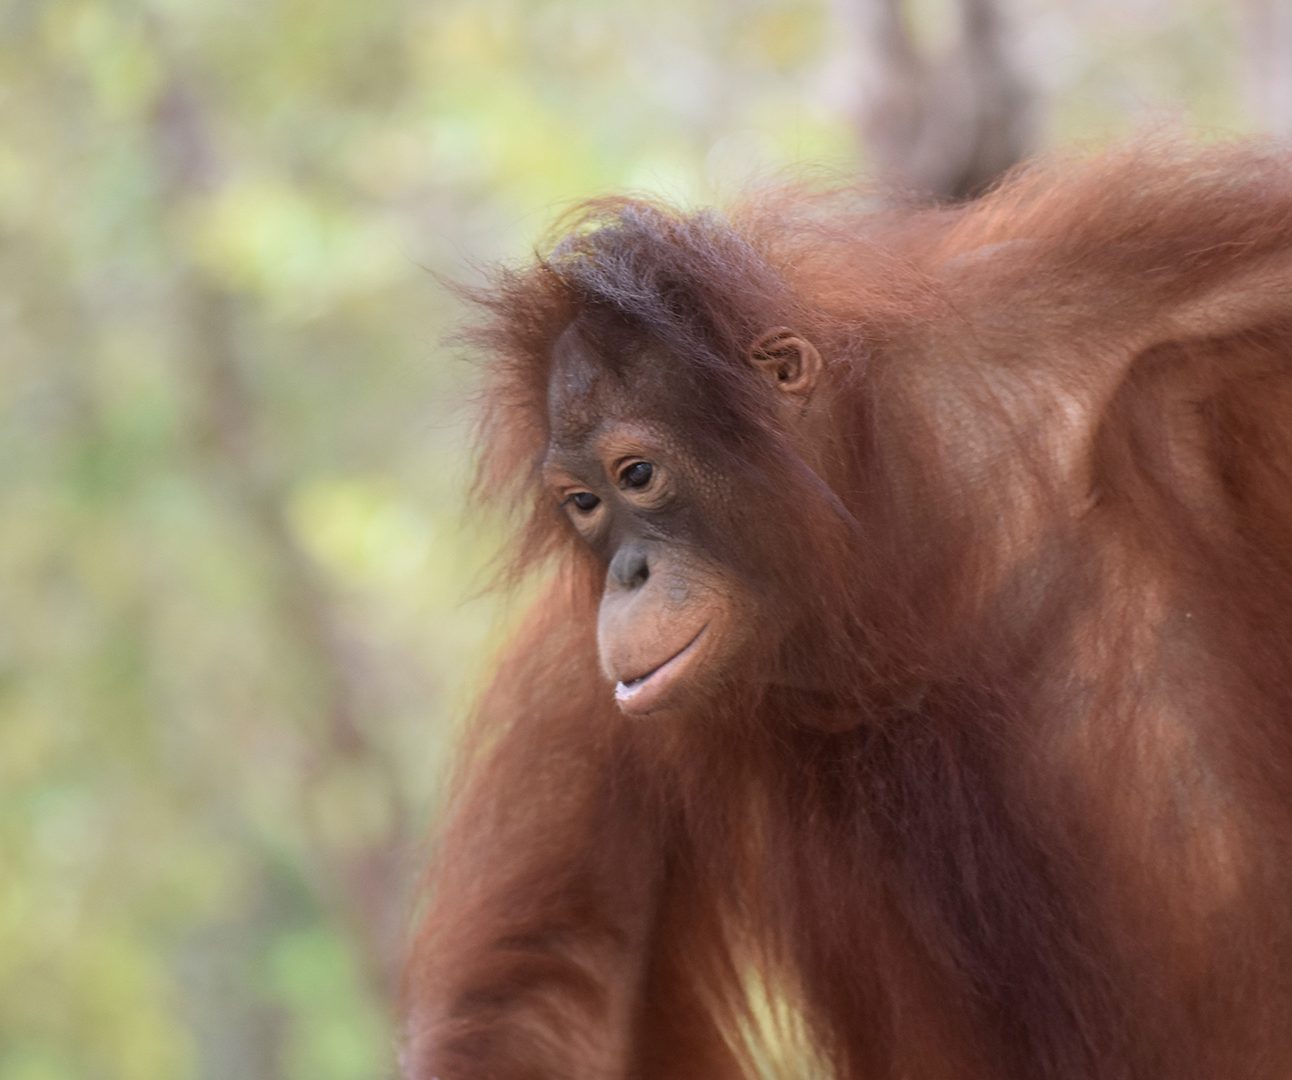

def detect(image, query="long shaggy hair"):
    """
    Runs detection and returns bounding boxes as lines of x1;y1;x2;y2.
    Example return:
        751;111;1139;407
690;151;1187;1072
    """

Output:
406;141;1292;1080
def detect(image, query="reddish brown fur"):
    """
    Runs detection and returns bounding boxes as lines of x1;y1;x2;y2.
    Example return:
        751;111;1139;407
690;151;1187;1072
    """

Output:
404;142;1292;1079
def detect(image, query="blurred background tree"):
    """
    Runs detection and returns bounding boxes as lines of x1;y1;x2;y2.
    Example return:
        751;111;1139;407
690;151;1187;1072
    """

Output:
0;0;1277;1076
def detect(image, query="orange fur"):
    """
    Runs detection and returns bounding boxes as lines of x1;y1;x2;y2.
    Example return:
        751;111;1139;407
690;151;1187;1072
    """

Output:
404;142;1292;1079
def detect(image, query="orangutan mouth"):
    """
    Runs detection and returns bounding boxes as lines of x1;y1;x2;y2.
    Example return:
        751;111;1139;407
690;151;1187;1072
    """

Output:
614;626;709;713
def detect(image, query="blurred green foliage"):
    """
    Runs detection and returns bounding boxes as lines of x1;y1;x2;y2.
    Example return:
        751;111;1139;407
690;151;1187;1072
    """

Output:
0;0;1251;1076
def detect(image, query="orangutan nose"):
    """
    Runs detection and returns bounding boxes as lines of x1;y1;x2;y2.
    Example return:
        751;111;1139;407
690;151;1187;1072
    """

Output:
609;545;650;591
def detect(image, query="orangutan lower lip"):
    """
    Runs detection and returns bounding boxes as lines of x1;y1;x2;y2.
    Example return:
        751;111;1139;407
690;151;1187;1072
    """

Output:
614;626;708;713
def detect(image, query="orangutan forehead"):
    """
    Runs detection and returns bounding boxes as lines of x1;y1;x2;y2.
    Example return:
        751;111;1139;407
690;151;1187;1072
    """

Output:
547;326;606;417
545;322;683;448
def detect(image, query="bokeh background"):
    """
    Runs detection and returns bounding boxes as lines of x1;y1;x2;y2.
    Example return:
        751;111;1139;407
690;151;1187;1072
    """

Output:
2;1;1287;1076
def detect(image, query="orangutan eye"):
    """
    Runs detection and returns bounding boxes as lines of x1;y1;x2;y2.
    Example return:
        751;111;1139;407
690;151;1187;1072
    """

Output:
568;491;601;512
620;461;654;489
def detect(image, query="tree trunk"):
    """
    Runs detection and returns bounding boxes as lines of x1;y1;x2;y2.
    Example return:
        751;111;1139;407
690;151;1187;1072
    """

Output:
831;0;1038;200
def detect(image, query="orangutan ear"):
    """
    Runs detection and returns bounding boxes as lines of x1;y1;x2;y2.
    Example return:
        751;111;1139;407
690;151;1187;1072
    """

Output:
748;328;822;399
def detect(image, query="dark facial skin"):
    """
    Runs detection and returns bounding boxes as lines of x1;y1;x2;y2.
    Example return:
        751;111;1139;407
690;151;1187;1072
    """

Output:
542;321;823;715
